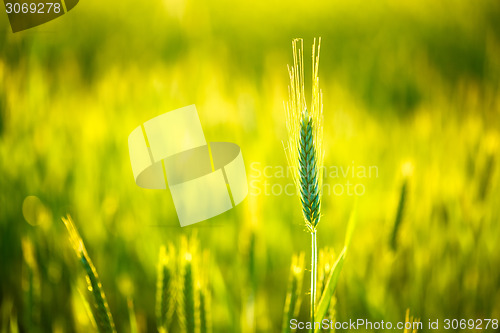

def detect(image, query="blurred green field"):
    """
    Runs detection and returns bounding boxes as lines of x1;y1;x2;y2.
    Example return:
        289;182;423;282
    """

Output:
1;0;500;332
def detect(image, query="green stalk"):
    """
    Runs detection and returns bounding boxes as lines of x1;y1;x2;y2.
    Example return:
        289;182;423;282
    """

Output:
391;180;407;250
128;298;139;333
310;230;317;327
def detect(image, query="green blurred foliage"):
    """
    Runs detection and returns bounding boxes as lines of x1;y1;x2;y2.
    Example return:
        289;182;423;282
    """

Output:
1;0;499;331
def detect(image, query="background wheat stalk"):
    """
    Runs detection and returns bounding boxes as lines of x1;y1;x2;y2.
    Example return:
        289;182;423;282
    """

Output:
156;245;176;333
285;37;324;326
62;215;116;333
282;252;305;333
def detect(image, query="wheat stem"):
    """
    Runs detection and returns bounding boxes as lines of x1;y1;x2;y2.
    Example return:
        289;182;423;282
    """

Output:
128;298;139;333
310;230;317;325
391;180;407;250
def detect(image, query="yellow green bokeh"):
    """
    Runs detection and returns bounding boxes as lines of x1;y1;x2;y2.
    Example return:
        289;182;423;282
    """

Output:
0;0;499;331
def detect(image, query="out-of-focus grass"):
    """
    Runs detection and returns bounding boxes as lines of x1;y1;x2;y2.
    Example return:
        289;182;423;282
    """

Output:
0;0;499;331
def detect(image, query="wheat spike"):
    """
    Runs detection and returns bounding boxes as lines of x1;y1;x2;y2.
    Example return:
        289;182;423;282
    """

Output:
183;253;196;333
178;235;198;333
299;112;321;229
285;37;324;232
62;215;116;333
156;245;175;333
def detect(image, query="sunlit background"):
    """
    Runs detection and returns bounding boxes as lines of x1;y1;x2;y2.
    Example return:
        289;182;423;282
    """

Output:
1;0;499;332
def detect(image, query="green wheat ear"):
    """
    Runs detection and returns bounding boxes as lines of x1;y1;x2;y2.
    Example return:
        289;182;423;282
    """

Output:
62;215;116;333
182;253;196;333
198;283;212;333
285;38;324;232
156;245;176;333
299;111;321;229
178;236;198;333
